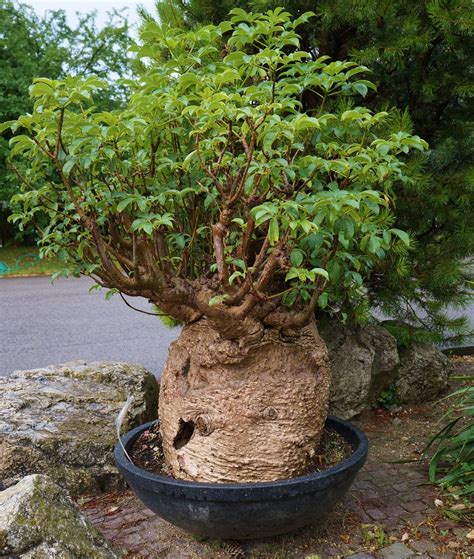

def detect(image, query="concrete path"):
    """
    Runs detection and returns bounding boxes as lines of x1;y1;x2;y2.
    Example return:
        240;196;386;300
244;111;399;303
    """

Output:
0;276;179;377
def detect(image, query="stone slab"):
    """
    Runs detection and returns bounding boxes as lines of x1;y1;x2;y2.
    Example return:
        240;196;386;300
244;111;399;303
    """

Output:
0;361;159;494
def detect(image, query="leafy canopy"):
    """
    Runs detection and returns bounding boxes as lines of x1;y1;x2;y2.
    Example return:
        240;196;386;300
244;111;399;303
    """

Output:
4;9;427;332
158;0;474;342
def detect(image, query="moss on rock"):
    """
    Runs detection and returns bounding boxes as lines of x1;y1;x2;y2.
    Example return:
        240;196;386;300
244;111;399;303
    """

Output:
0;474;120;558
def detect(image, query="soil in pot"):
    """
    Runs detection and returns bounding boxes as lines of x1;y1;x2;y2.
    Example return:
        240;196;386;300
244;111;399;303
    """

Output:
130;421;352;480
115;417;368;539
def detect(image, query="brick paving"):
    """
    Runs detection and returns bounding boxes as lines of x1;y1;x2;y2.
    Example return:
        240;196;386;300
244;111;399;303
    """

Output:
79;450;473;558
79;364;474;558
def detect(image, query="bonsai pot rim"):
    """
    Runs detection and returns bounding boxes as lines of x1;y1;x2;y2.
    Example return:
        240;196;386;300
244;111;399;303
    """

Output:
115;415;368;500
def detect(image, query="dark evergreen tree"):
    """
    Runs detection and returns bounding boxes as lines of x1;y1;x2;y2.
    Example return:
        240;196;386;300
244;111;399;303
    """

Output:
151;0;474;343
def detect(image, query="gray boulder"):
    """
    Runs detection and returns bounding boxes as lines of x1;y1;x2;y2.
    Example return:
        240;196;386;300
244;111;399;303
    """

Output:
0;361;158;494
360;324;401;401
395;343;451;403
0;474;119;558
320;321;399;419
320;318;452;418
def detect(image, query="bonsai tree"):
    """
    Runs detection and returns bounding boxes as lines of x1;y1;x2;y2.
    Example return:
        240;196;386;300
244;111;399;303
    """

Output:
157;0;474;344
3;9;426;483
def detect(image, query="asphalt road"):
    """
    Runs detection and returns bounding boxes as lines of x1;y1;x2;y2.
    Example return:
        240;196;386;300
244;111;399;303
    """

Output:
0;276;179;377
1;276;472;378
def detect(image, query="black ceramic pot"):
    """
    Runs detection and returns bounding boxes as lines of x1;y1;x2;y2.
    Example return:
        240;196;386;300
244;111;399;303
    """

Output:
114;416;368;540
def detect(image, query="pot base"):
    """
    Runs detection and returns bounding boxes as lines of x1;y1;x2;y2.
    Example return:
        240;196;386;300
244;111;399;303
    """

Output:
114;416;368;540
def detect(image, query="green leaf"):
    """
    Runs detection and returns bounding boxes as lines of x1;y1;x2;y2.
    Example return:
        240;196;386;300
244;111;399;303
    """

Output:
182;150;197;169
353;82;368;97
228;270;245;284
63;159;76;177
29;81;54;98
105;288;119;300
318;292;328;308
0;120;16;134
285;267;301;281
368;236;381;253
268;218;279;245
117;198;133;212
300;219;313;234
142;222;153;235
390;228;410;246
208;294;229;306
290;249;304;267
311;268;329;281
9;135;34;156
232;258;246;270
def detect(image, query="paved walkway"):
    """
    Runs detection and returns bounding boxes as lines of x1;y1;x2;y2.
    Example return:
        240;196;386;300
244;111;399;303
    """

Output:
79;458;472;558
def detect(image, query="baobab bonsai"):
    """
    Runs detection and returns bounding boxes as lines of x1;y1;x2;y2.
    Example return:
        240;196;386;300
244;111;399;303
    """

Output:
4;9;426;484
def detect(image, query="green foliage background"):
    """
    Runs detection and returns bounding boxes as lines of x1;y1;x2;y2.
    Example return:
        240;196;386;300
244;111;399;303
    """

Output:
152;0;474;342
0;0;133;219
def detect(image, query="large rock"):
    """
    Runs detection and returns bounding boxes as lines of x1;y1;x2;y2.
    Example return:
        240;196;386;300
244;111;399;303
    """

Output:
0;361;158;494
360;325;401;401
395;343;451;403
320;319;453;418
0;474;119;558
320;321;399;419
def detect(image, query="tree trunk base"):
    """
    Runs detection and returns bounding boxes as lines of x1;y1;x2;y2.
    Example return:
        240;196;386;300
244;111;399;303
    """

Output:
159;319;330;483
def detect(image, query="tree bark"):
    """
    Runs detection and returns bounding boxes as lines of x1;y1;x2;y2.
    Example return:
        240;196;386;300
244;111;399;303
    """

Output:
159;318;330;483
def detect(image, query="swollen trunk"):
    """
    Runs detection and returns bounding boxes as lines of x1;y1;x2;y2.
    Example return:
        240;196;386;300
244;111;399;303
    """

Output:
159;318;330;483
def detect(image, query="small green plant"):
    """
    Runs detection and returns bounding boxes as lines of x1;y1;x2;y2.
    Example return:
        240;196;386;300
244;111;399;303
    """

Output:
422;375;474;497
361;524;388;548
373;382;400;410
152;305;183;329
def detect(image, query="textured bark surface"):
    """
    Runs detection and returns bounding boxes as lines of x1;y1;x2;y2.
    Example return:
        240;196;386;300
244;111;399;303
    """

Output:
159;318;330;483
